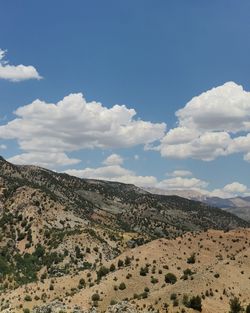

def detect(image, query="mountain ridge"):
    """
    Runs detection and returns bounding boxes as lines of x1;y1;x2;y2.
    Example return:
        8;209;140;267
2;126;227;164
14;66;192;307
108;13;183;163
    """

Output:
0;156;248;238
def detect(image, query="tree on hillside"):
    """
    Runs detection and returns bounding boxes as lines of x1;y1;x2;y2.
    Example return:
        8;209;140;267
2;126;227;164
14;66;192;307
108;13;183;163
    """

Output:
229;297;243;313
245;304;250;313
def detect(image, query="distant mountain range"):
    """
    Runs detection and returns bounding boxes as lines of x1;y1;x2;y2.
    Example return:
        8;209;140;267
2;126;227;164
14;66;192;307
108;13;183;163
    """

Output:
144;187;250;222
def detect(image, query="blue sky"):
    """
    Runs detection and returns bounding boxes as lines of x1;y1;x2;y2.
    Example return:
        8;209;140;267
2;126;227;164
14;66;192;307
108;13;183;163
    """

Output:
0;0;250;198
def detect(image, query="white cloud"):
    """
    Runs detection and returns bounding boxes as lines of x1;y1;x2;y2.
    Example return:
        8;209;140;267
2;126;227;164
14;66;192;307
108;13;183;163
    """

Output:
176;82;250;132
1;93;165;167
223;182;247;194
209;182;248;198
65;164;157;188
8;152;80;168
243;152;250;162
168;170;192;177
103;154;123;166
0;49;42;82
156;177;208;191
0;144;6;150
157;82;250;162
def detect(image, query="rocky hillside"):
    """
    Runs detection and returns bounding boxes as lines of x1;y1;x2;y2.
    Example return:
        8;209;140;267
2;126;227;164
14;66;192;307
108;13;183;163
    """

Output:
0;156;249;312
0;156;248;239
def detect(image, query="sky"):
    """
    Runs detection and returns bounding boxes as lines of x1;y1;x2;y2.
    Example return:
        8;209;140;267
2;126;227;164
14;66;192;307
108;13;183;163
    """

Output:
1;0;250;198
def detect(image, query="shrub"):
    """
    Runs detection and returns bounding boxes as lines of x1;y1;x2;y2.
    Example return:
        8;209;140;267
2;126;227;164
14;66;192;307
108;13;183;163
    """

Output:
151;277;158;284
170;293;177;300
141;291;148;299
110;263;116;272
140;266;149;276
125;256;131;266
97;266;109;280
187;253;196;264
91;293;100;301
24;295;32;301
49;284;54;290
165;273;177;284
119;282;126;290
246;304;250;313
118;259;124;267
188;295;202;311
229;297;243;313
182;294;189;307
78;278;85;289
183;268;193;276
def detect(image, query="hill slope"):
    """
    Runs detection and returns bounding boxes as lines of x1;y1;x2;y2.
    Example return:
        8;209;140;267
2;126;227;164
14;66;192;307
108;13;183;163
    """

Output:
0;156;248;239
0;156;249;312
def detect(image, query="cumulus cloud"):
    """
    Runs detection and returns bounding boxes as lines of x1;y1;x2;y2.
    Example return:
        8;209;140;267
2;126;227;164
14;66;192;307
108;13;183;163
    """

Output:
168;170;192;177
209;182;248;198
103;154;124;166
156;177;208;191
8;152;80;168
157;82;250;162
223;182;247;193
0;49;42;82
1;93;166;167
65;164;157;188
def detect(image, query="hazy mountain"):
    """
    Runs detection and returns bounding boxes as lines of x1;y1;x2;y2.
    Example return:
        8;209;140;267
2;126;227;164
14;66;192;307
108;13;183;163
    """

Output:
145;187;250;222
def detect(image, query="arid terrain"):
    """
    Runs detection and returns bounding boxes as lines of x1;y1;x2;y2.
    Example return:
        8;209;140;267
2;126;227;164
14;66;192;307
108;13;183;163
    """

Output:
0;157;249;313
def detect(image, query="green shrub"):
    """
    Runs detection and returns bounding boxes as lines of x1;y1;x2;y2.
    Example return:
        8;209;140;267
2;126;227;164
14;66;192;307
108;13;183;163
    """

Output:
170;293;177;300
229;297;243;313
186;295;202;312
24;295;32;301
141;291;148;299
140;266;149;276
118;259;124;267
97;266;109;280
187;253;196;264
78;278;85;289
125;256;131;266
165;273;177;284
119;282;126;290
183;268;193;276
91;293;100;301
151;277;158;284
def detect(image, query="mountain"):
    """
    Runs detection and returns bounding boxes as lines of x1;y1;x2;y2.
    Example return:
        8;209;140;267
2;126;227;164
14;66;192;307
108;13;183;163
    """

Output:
206;196;250;222
145;187;250;222
0;156;249;312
